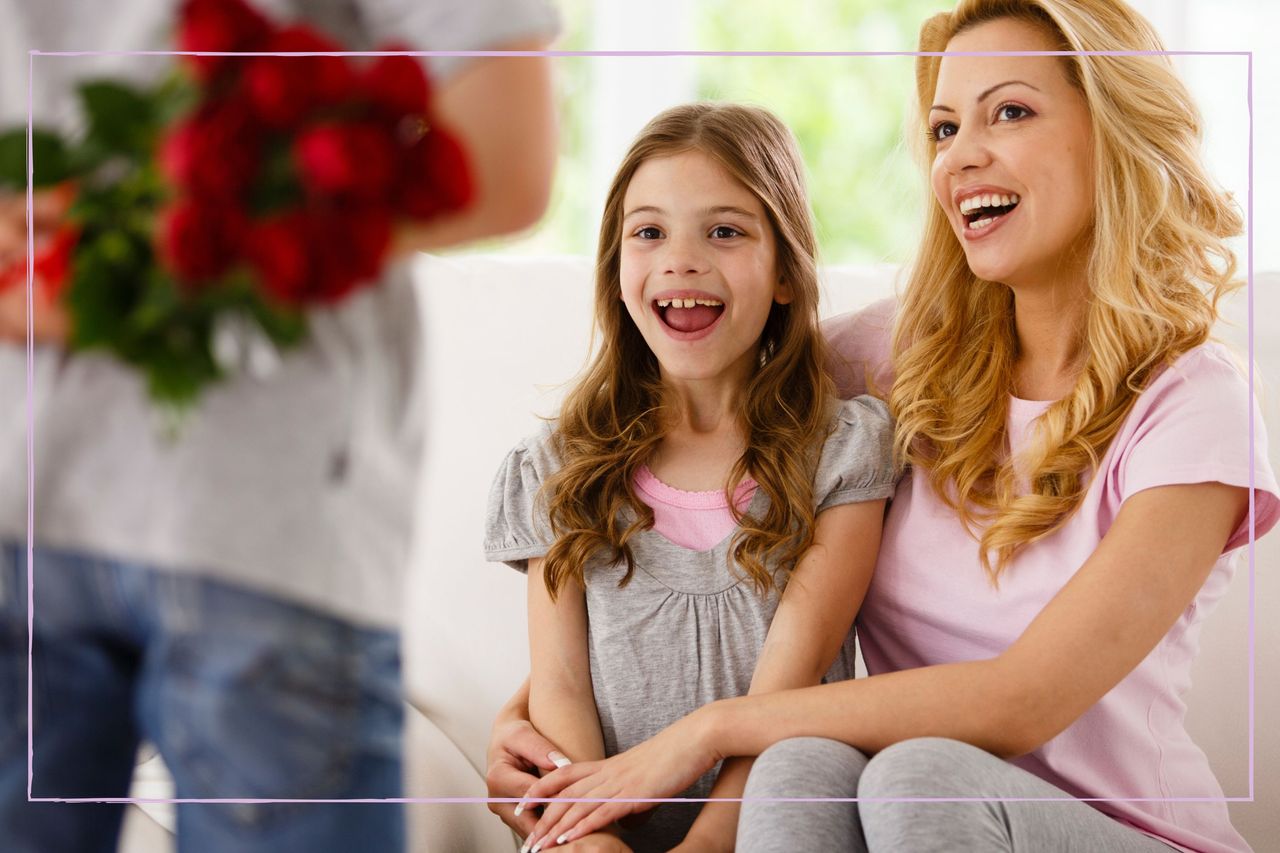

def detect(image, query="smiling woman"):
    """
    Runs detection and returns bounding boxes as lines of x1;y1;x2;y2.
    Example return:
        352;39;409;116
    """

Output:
926;23;1095;296
505;2;1280;852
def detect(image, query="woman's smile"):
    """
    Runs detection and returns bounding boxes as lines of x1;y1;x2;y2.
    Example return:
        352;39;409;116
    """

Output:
929;17;1095;290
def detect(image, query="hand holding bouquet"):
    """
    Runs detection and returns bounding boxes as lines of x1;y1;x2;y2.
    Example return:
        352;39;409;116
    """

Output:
0;0;473;412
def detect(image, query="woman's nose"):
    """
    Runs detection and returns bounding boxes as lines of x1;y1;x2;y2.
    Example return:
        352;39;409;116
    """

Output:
938;126;993;176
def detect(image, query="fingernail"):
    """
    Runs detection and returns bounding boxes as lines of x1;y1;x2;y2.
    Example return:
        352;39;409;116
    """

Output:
549;751;571;768
556;832;570;844
530;842;543;853
519;841;531;853
514;802;524;817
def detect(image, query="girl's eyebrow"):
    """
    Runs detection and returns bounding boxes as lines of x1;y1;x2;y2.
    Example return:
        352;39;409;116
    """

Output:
930;79;1042;113
623;205;759;221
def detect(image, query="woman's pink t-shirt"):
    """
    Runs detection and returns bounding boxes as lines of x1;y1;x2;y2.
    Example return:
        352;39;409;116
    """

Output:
824;298;1280;853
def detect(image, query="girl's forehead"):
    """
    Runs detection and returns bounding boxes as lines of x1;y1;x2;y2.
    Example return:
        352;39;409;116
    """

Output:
624;150;761;212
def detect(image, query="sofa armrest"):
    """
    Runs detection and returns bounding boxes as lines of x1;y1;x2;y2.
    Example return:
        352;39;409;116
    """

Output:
406;702;521;853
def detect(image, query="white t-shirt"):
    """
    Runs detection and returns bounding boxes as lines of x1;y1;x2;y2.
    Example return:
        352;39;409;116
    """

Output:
0;0;559;630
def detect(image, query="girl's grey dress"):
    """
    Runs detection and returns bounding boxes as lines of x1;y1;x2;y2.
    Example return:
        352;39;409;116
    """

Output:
484;397;898;852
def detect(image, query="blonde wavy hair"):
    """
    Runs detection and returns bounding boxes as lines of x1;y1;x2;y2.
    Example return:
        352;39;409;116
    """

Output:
540;102;834;600
892;0;1242;581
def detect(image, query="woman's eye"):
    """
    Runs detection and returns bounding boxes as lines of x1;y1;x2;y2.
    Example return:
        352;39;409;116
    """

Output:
710;225;742;239
635;226;663;240
929;122;957;142
996;103;1030;122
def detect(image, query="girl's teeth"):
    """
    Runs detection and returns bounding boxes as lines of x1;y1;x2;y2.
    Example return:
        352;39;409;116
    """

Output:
968;216;995;230
656;298;723;308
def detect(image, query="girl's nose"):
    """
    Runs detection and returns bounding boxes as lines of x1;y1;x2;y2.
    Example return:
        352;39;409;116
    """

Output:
661;233;710;277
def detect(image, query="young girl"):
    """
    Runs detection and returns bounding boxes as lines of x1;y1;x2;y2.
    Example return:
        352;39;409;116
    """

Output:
483;103;897;853
511;2;1280;852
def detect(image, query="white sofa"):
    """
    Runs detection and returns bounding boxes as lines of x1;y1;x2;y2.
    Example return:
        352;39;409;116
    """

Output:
123;254;1280;851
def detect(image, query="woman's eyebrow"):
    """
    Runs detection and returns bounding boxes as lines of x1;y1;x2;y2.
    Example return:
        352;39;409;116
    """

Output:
930;79;1042;113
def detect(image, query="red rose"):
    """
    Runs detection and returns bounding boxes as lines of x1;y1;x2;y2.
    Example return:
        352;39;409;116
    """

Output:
245;213;312;304
178;0;272;83
159;99;261;200
308;209;391;303
294;122;398;199
362;51;432;118
397;127;473;218
243;27;357;127
32;226;80;301
158;200;244;286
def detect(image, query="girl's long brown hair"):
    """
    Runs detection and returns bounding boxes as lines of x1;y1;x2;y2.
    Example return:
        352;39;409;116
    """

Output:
540;102;834;600
892;0;1242;581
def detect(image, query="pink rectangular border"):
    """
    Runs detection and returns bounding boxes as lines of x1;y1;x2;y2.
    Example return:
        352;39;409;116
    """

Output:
23;47;1258;807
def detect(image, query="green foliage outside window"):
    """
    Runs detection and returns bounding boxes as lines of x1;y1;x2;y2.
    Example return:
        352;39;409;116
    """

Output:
695;0;951;264
491;0;951;266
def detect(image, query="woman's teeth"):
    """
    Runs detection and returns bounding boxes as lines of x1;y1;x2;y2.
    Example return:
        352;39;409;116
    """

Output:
655;297;723;308
960;192;1020;231
959;192;1020;214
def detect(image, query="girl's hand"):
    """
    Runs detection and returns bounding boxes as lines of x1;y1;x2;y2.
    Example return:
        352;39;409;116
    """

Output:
668;840;731;853
556;832;634;852
519;709;721;851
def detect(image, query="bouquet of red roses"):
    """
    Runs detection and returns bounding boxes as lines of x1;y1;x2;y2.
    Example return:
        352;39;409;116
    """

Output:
0;0;471;411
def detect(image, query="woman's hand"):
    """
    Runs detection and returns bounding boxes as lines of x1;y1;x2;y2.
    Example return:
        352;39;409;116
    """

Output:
518;708;721;851
486;713;570;839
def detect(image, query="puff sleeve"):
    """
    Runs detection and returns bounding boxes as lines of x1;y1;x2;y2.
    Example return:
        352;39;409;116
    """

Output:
482;422;561;572
813;396;901;513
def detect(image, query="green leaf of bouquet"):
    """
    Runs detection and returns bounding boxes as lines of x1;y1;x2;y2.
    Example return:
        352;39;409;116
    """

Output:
248;298;307;346
152;72;201;126
65;231;146;348
141;319;221;407
247;138;303;215
130;269;182;333
0;128;73;189
78;81;158;157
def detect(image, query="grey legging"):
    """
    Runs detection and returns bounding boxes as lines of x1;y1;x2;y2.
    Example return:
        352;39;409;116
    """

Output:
736;737;1176;852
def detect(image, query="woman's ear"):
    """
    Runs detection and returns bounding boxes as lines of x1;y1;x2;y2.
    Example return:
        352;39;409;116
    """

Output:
774;279;794;305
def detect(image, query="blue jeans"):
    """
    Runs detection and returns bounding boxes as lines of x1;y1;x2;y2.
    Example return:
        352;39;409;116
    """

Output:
0;541;405;853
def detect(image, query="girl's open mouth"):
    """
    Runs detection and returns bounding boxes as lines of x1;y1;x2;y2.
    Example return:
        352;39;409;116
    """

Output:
655;297;725;334
960;192;1020;232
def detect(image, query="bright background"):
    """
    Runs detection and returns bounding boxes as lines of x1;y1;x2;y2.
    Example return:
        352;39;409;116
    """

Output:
475;0;1274;277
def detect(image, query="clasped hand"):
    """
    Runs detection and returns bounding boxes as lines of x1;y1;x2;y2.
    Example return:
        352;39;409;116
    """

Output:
517;713;720;851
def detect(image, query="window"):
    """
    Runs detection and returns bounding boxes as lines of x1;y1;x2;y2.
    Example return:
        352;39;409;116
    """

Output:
490;0;1269;272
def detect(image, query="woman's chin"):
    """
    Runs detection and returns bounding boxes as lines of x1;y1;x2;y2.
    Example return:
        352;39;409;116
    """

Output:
960;253;1016;286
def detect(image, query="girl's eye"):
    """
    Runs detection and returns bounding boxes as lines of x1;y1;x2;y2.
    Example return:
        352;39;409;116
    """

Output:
634;226;663;240
710;225;742;239
929;121;957;143
996;103;1031;122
